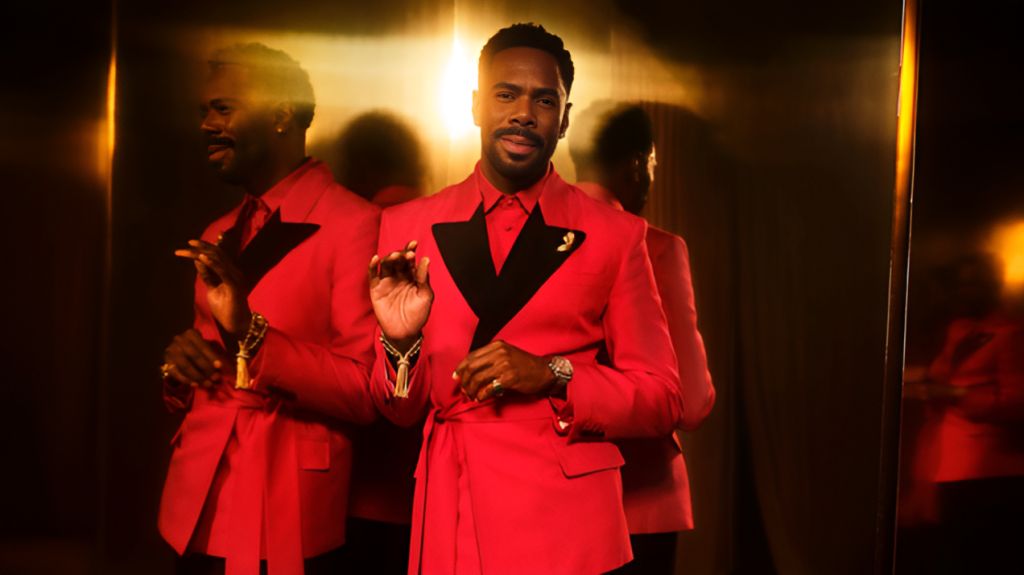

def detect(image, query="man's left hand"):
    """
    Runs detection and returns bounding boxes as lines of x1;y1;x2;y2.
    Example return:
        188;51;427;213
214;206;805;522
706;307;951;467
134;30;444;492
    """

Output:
175;239;251;338
454;341;557;402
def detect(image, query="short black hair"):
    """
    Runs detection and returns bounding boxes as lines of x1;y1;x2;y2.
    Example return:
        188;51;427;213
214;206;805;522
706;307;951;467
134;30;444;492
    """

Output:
569;101;653;171
478;23;575;96
209;42;316;130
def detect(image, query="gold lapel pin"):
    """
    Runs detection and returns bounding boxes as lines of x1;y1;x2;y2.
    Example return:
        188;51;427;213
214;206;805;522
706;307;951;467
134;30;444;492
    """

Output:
557;231;575;252
216;233;224;247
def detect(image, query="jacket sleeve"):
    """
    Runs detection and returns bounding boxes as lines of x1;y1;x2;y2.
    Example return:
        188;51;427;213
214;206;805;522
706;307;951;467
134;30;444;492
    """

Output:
244;207;381;425
558;218;684;441
651;232;715;431
366;210;434;426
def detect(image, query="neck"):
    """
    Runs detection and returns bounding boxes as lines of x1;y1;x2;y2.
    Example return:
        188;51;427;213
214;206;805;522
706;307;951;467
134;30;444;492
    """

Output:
480;159;546;195
244;144;307;197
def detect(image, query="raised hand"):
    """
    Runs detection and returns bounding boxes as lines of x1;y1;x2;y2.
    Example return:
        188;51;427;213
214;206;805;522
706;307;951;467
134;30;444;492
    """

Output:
175;240;251;337
163;328;230;388
368;241;433;353
454;341;557;402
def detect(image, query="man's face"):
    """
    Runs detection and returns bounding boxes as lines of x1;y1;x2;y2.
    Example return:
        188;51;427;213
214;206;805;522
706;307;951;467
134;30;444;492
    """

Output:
473;47;571;187
200;64;275;185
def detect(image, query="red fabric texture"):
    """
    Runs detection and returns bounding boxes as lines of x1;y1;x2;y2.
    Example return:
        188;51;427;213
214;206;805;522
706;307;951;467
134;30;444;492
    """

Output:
926;312;1024;483
371;164;684;574
576;181;715;533
158;160;381;575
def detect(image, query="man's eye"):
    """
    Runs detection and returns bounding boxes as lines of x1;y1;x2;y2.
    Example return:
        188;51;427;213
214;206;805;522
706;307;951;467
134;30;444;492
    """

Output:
217;106;231;114
538;98;554;106
497;93;514;100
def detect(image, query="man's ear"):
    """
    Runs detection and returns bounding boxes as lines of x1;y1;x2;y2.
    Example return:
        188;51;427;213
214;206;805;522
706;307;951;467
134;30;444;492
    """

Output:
273;102;296;133
558;102;572;139
471;90;480;127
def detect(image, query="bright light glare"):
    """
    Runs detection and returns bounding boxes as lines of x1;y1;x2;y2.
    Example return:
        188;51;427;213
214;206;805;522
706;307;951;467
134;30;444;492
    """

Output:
439;36;477;139
991;220;1024;287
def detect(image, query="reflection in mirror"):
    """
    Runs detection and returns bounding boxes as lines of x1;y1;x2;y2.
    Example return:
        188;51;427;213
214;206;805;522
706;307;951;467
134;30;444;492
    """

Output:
895;1;1024;573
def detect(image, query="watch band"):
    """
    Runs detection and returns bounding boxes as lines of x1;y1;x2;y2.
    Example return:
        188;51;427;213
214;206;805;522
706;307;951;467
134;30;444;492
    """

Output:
548;355;573;390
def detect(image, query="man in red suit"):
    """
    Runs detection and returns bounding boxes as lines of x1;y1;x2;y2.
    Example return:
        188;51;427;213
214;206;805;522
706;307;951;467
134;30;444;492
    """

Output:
569;102;715;574
157;43;380;575
367;24;684;574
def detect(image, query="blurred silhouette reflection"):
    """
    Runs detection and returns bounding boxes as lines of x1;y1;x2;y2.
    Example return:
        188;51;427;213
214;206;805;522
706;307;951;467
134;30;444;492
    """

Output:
901;253;1024;573
570;100;715;575
332;110;427;208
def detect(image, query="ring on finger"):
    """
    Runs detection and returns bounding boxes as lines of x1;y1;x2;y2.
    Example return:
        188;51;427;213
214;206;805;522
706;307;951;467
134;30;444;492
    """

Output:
490;379;505;397
160;363;175;378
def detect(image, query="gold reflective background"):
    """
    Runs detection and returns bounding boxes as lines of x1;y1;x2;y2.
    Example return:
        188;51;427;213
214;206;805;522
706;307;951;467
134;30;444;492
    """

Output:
0;1;927;574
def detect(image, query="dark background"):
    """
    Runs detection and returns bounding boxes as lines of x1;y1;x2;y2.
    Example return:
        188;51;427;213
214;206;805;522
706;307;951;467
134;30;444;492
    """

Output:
0;1;918;574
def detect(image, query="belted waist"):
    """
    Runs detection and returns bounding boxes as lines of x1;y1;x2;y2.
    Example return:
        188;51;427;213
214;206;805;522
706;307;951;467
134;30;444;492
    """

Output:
194;384;276;410
433;396;557;424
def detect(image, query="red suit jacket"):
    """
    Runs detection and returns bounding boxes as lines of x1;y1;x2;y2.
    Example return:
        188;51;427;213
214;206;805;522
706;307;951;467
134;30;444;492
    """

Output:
158;160;380;575
372;165;684;574
576;182;715;533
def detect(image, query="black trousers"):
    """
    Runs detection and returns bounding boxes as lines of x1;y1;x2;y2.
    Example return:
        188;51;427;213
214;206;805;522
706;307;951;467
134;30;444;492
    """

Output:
176;518;411;575
606;532;678;575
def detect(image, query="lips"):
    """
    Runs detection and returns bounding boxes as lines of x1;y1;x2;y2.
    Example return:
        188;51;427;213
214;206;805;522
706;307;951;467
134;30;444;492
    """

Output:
500;136;537;155
208;143;232;162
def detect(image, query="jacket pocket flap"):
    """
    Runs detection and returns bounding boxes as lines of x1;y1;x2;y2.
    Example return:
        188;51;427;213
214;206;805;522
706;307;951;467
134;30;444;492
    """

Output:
553;439;624;478
298;439;330;471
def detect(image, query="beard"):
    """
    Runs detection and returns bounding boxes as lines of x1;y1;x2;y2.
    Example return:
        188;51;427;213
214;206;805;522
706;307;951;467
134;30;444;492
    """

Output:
483;126;552;184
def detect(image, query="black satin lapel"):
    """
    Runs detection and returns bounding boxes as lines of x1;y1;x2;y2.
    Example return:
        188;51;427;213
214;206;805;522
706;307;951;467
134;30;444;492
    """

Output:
431;204;497;319
469;206;585;350
238;209;320;294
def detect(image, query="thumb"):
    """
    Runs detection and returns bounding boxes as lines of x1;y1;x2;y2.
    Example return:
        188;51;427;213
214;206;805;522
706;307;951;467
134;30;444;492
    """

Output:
194;259;220;288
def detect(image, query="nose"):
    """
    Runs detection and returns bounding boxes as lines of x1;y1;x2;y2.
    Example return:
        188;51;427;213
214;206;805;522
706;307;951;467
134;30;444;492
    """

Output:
509;99;536;128
200;109;220;134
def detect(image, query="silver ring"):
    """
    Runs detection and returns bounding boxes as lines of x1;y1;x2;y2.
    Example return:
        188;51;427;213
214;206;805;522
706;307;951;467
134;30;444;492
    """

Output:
491;380;505;397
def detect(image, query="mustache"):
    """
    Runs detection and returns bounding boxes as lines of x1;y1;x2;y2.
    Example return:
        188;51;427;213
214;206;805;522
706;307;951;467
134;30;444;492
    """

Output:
208;136;233;147
492;126;543;147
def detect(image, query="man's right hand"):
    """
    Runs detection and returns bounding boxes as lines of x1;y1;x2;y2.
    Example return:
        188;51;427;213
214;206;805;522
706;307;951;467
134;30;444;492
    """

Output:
163;329;230;388
368;241;434;353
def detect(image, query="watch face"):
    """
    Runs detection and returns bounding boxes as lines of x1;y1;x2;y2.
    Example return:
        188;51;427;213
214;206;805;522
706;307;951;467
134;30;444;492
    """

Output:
550;356;573;381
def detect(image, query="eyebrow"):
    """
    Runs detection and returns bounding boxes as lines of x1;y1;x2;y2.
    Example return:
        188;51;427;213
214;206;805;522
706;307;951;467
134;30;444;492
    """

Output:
491;82;561;101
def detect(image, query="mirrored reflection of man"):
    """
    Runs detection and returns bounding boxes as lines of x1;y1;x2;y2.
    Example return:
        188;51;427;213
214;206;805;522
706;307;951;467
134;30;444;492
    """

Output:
366;24;684;574
569;102;715;575
157;43;381;575
902;253;1024;573
333;110;427;209
333;110;427;574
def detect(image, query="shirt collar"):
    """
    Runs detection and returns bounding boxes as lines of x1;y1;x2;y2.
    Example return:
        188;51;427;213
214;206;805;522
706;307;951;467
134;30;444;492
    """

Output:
245;157;317;214
575;181;624;212
477;161;552;215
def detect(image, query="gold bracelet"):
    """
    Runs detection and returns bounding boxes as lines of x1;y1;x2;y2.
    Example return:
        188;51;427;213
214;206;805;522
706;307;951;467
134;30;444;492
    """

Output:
380;334;422;398
235;312;269;390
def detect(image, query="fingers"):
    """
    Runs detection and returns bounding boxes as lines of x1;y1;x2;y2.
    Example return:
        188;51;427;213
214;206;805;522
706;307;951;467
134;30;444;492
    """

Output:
415;257;431;285
165;330;225;388
377;241;418;281
456;342;510;400
176;240;244;289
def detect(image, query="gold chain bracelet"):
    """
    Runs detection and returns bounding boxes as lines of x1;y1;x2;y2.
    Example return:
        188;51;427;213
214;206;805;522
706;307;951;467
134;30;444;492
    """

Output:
380;334;422;398
235;312;269;390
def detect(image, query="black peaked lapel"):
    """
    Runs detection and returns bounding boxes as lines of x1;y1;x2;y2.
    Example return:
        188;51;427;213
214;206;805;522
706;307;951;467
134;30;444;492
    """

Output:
238;208;320;293
433;202;586;352
432;204;498;320
215;208;320;353
470;205;585;350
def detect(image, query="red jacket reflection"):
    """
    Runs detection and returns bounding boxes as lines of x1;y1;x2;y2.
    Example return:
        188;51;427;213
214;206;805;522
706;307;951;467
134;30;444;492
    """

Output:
576;182;715;533
372;165;684;575
158;160;380;575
